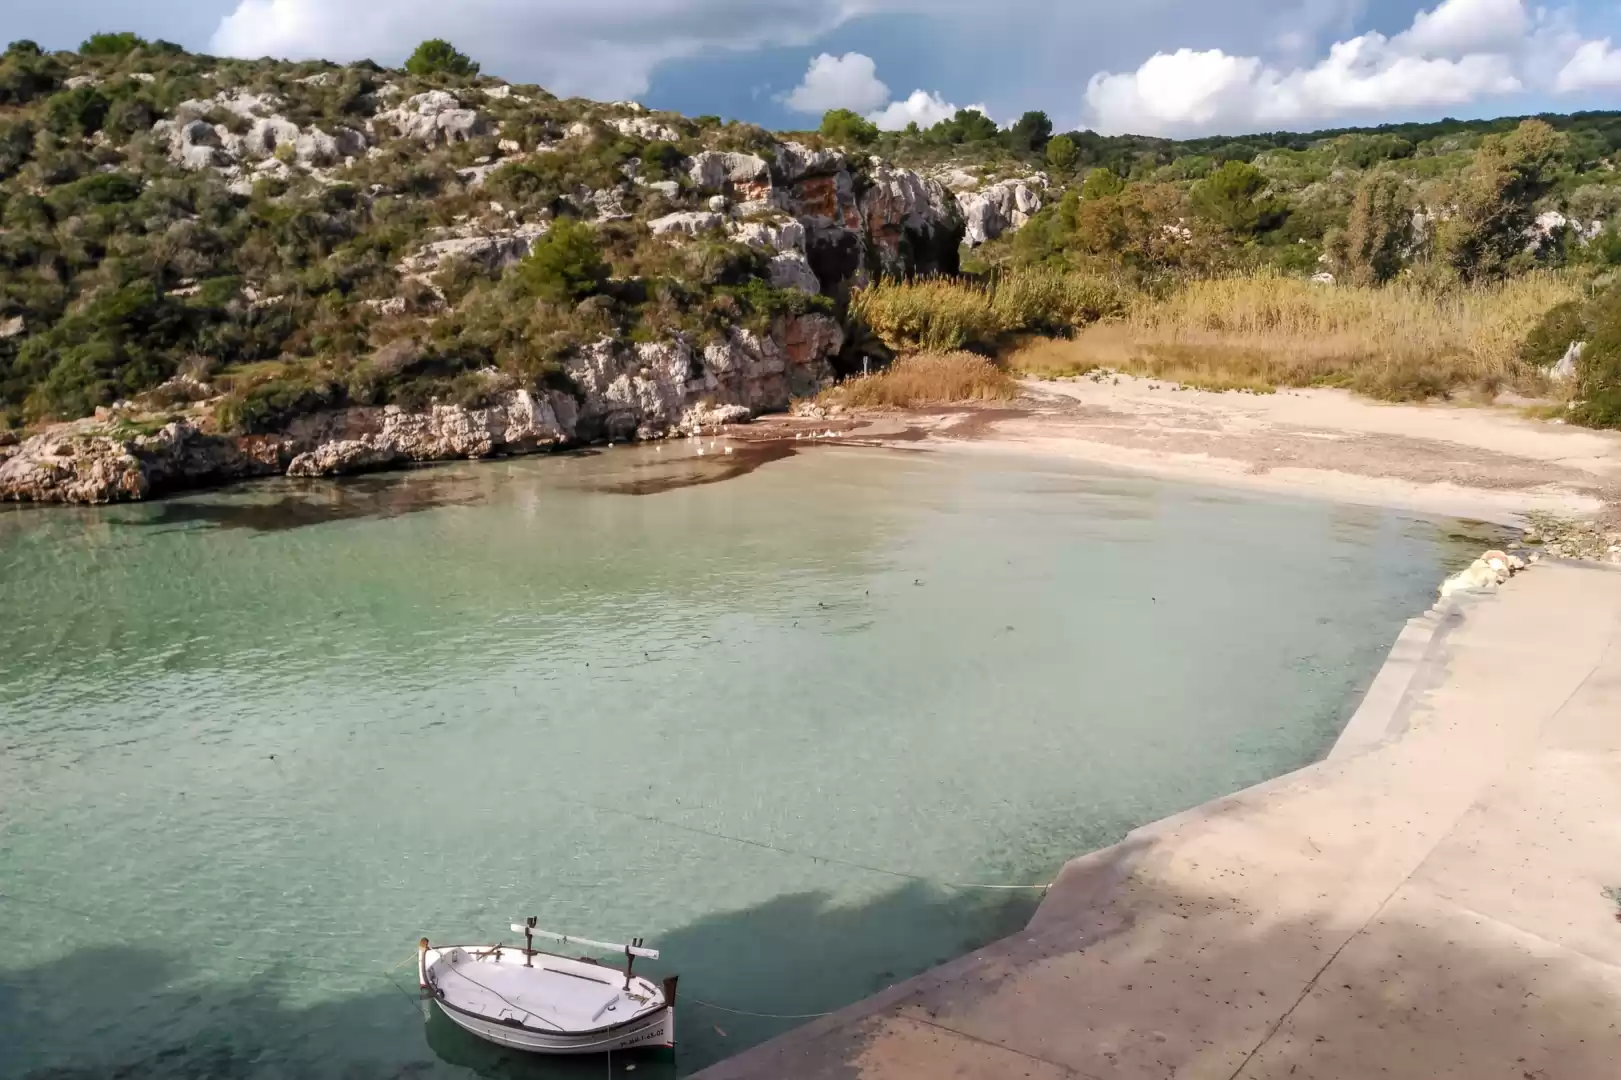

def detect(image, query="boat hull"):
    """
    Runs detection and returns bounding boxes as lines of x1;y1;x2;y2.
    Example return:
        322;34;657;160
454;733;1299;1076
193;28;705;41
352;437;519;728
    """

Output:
431;996;674;1054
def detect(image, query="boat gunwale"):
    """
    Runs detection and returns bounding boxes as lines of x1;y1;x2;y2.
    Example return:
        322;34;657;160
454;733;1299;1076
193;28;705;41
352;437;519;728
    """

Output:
422;943;670;1039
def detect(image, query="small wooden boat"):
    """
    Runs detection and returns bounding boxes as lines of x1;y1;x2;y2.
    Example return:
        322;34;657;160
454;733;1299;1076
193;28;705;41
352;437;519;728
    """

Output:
418;919;676;1055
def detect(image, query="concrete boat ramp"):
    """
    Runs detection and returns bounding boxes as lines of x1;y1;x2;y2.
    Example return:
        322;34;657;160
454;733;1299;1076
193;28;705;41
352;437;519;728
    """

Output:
698;561;1621;1079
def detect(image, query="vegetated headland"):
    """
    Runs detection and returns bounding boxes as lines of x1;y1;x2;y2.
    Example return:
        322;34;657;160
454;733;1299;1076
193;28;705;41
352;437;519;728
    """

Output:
2;33;1621;513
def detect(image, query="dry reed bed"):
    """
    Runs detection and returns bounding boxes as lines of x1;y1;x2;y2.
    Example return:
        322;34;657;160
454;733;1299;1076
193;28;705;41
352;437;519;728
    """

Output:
819;352;1018;408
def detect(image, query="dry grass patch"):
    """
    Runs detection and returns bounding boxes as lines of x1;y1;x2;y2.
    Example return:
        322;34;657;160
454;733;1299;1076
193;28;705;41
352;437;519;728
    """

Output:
1011;271;1581;400
820;352;1018;408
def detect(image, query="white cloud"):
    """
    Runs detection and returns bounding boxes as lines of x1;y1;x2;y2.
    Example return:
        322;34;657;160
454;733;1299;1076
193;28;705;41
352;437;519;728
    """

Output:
211;0;856;100
867;90;990;130
1083;0;1607;135
1556;39;1621;92
1395;0;1527;58
784;52;890;113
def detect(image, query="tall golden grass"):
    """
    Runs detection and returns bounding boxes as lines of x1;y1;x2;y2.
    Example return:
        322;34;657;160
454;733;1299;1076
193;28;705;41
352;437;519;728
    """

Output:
1009;271;1583;399
850;268;1130;354
819;352;1018;408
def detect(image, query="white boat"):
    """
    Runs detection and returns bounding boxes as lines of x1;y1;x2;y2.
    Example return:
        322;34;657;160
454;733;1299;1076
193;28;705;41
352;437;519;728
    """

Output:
418;920;676;1055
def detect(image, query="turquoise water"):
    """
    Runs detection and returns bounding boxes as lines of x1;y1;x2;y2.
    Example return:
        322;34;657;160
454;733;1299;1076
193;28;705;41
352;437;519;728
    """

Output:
0;445;1494;1078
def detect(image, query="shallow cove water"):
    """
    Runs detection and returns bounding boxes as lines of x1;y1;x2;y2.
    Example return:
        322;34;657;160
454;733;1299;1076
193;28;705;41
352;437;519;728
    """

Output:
0;444;1500;1079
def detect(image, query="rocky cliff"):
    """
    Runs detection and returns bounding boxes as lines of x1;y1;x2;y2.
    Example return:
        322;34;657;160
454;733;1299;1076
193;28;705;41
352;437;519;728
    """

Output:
0;314;842;503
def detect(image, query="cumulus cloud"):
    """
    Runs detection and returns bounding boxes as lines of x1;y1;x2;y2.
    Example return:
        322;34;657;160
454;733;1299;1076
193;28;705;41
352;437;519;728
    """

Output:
866;89;989;130
776;50;988;131
211;0;856;99
784;52;890;113
1556;39;1621;92
1083;0;1606;135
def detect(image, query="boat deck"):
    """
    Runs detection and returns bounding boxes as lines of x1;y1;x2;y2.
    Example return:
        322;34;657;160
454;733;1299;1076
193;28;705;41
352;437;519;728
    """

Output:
434;949;655;1032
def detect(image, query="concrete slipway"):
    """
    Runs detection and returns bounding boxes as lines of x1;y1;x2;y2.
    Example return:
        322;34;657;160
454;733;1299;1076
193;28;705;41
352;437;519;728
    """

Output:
696;560;1621;1080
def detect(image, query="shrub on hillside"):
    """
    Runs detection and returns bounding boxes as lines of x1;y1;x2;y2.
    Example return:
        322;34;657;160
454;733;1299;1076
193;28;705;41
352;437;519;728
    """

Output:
80;32;147;56
405;39;479;78
1571;306;1621;428
516;217;609;303
1439;120;1569;282
819;108;878;148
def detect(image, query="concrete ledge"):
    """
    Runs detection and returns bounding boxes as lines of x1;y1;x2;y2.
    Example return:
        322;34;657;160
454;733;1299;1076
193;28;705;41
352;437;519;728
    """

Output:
696;562;1621;1080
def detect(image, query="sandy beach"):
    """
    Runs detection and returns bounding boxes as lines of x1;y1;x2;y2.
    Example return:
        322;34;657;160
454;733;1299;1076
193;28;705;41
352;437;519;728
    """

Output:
854;376;1621;526
696;383;1621;1080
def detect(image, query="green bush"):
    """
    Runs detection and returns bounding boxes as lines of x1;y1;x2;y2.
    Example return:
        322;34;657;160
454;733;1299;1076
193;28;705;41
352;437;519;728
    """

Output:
516;217;608;303
1570;291;1621;428
80;32;147;56
405;39;479;78
1519;300;1585;368
1045;135;1078;174
44;85;111;137
819;109;878;148
217;375;343;434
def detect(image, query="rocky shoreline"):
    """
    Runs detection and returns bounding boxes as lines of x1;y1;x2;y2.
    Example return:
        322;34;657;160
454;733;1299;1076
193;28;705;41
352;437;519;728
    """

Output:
0;312;842;505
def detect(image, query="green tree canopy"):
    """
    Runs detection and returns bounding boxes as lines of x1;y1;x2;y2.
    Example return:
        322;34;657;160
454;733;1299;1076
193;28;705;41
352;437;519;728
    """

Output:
1079;167;1124;200
819;108;878;148
1045;134;1078;174
1331;171;1411;285
1008;110;1053;152
80;32;147;55
1439;119;1569;281
405;39;480;78
1191;160;1285;237
928;108;998;144
516;217;607;303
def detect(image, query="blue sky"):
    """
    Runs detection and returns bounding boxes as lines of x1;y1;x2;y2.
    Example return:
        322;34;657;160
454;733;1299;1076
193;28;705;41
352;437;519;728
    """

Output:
10;0;1621;136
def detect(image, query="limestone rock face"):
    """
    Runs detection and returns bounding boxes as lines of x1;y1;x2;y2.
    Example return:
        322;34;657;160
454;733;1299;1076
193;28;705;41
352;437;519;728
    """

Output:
649;211;724;237
285;390;573;476
687;152;773;201
0;421;284;504
396;222;550;277
2;313;846;502
381;91;492;145
956;175;1047;246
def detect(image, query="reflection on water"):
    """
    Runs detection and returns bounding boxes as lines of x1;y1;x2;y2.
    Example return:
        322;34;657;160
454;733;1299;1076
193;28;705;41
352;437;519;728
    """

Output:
0;446;1492;1078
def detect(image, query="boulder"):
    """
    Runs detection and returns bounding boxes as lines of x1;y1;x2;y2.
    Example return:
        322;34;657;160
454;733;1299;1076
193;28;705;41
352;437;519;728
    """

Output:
293;126;367;166
0;315;23;340
728;218;806;254
649;211;724;238
774;141;846;181
396;222;551;277
956;175;1046;246
241;116;304;159
609;116;683;142
381;91;492;146
1551;340;1583;383
767;251;821;293
688;151;772;199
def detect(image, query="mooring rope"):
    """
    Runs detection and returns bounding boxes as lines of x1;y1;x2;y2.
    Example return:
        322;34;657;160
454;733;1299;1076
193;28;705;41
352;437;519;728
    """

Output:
686;996;834;1020
550;794;1054;893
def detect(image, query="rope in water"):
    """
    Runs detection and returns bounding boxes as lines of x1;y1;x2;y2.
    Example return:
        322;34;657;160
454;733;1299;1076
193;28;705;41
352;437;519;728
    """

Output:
550;794;1053;893
686;996;834;1020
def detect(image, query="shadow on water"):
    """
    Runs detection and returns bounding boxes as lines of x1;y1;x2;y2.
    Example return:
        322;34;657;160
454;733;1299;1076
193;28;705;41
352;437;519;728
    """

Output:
700;866;1621;1079
571;444;797;496
116;471;491;533
0;884;1036;1079
100;442;802;533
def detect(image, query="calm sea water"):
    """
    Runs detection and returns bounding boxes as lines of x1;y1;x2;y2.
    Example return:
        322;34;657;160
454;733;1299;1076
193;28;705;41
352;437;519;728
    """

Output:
0;444;1497;1078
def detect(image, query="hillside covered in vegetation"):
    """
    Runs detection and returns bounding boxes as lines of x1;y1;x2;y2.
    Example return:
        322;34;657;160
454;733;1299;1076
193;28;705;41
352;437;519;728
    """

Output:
1;33;1619;502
